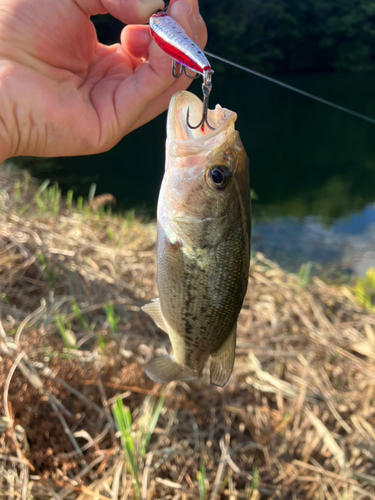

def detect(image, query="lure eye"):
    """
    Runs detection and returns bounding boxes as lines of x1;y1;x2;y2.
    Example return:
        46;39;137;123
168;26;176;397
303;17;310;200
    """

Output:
208;165;231;190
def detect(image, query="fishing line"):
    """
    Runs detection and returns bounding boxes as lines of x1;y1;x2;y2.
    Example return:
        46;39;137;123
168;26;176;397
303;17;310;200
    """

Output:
205;51;375;126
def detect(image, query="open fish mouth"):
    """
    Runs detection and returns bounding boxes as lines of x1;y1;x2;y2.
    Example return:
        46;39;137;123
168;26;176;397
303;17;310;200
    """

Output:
167;91;237;143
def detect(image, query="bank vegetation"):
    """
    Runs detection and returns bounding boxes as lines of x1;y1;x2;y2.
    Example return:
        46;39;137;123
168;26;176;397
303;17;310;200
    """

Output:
0;164;374;499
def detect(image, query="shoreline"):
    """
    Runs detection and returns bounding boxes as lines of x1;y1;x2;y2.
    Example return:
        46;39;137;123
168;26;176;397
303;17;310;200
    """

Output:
1;163;374;499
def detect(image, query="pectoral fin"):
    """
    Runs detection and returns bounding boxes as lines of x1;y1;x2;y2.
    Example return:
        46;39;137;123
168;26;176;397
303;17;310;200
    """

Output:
144;356;196;384
210;325;236;387
142;299;168;333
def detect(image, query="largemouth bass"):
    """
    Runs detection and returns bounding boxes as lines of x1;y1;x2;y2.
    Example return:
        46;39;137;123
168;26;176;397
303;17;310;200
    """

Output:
142;91;251;387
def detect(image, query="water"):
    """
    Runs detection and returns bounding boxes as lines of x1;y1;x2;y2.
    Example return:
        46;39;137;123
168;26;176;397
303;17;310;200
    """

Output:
13;72;375;276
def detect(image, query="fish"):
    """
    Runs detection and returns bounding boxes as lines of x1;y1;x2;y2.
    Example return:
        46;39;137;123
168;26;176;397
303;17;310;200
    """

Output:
142;91;251;387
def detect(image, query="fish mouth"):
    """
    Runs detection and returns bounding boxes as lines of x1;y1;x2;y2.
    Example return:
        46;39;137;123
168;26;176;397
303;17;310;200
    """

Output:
167;91;237;143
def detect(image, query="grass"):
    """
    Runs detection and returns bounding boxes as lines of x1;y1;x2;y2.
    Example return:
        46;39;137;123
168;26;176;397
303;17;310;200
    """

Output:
111;392;166;498
38;251;58;285
113;397;142;497
354;267;375;311
55;316;77;349
104;303;121;334
197;458;206;500
1;293;10;306
298;261;313;288
0;163;375;500
71;298;91;331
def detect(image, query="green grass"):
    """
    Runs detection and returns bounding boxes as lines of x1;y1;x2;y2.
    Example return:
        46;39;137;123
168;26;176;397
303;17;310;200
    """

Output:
112;393;166;499
33;179;50;214
48;182;61;218
18;204;30;215
104;303;120;333
66;189;73;210
14;179;21;201
122;209;136;228
107;226;114;241
55;316;77;349
298;261;312;288
38;252;57;285
71;298;90;331
251;466;260;497
197;458;206;500
353;267;375;311
5;171;146;230
77;196;83;211
32;179;61;217
1;293;10;306
97;332;106;351
250;188;259;201
88;183;97;204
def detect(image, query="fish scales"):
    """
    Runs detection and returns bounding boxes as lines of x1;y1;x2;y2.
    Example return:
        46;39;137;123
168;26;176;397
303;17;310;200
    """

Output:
158;226;248;359
142;91;251;387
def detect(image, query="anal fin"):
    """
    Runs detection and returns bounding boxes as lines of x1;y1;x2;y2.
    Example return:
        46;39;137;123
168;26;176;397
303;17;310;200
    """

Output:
144;356;196;384
142;299;168;333
210;325;236;388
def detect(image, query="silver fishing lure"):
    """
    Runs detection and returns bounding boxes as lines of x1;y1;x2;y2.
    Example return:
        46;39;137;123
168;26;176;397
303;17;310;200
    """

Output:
150;11;215;130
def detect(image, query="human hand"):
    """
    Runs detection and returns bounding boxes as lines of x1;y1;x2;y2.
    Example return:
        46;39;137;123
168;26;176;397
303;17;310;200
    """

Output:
0;0;207;162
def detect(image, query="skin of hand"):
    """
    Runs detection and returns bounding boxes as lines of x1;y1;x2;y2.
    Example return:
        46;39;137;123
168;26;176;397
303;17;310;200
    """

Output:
0;0;207;162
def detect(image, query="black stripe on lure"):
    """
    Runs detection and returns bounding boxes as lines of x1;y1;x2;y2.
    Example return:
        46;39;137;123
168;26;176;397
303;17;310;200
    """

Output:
149;11;215;131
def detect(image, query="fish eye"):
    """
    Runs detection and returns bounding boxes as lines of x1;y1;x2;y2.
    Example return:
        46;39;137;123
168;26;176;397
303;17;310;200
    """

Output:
208;165;231;190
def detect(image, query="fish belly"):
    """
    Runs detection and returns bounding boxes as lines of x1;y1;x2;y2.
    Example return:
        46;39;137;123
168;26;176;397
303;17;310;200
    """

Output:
156;221;249;376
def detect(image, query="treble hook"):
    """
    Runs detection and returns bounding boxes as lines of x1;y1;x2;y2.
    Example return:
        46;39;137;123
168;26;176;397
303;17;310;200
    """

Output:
186;69;215;131
172;60;200;80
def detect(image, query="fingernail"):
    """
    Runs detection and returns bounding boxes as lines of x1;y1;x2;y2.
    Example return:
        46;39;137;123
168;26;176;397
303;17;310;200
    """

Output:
178;2;192;15
139;0;165;11
170;1;193;23
128;30;151;49
187;7;197;37
169;1;197;37
138;0;165;21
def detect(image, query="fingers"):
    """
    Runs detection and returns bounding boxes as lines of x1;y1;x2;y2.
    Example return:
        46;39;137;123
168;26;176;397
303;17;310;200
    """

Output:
121;25;152;59
122;0;207;72
104;0;165;23
119;0;208;133
122;0;205;59
126;0;207;101
92;0;208;149
169;0;207;48
127;77;196;133
103;0;164;24
74;0;164;23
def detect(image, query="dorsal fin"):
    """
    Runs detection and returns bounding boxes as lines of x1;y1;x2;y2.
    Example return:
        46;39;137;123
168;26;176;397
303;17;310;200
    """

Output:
210;325;236;387
141;299;168;333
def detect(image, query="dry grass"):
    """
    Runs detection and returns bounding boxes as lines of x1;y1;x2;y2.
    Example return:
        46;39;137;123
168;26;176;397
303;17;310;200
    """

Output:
0;163;374;500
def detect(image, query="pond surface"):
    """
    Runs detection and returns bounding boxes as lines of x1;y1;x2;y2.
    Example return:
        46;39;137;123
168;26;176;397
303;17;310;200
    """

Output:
13;71;375;276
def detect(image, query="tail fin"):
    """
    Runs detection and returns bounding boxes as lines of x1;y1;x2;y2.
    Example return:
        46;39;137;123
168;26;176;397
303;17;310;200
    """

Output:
144;356;196;384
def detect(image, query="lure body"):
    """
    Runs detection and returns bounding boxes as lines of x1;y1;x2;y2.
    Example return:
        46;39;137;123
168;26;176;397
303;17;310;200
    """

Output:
150;12;211;75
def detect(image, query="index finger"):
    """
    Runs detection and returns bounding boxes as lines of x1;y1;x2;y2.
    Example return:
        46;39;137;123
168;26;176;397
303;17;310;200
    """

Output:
75;0;164;24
